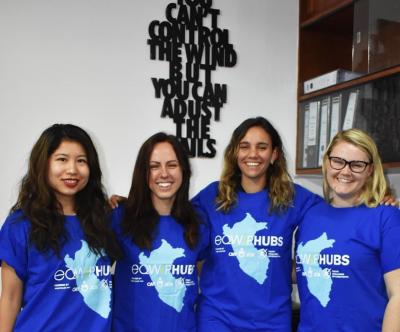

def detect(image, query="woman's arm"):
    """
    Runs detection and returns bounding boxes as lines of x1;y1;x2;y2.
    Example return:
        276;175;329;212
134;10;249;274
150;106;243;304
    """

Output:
382;268;400;332
196;260;204;278
0;261;23;332
291;259;297;284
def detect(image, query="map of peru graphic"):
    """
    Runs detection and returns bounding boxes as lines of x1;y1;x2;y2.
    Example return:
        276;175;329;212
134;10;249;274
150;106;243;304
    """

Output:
139;239;187;312
64;240;111;318
223;213;269;284
297;232;335;307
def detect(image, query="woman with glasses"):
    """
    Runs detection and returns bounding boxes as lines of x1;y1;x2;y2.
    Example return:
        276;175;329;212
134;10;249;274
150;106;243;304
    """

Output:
295;128;400;331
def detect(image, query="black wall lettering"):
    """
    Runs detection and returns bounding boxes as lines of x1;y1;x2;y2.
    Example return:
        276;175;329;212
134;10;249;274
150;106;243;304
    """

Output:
148;0;236;158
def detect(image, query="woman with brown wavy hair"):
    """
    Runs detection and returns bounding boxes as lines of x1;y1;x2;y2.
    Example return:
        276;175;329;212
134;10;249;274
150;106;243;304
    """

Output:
0;124;121;332
192;117;321;332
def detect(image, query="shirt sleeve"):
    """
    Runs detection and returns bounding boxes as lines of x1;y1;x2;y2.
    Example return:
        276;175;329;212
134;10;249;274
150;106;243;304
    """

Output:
191;182;218;224
294;184;323;225
196;217;211;261
380;207;400;273
0;214;29;282
111;205;124;235
191;183;218;261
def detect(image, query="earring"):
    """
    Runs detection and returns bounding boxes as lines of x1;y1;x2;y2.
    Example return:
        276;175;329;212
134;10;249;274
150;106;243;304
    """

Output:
270;159;274;165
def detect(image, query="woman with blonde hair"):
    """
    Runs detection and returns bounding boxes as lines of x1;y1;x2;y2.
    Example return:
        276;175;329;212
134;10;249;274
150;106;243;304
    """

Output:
295;128;400;331
322;128;387;206
192;117;321;331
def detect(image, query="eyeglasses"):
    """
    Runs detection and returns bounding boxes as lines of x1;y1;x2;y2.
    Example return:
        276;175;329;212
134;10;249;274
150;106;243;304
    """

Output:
328;156;371;173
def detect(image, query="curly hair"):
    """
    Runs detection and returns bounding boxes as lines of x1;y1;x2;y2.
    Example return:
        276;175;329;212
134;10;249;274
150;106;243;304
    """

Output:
11;124;121;260
122;132;200;250
216;117;294;214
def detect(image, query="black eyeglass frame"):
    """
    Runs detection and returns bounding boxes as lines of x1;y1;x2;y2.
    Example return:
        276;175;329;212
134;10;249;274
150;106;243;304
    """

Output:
327;156;372;173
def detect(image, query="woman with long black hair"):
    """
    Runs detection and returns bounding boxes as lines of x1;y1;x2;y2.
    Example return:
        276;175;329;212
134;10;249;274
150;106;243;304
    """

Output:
0;124;121;332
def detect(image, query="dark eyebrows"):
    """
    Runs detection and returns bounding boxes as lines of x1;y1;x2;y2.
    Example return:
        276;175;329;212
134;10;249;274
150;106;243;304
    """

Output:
149;159;179;165
53;152;87;157
239;141;270;147
257;142;269;147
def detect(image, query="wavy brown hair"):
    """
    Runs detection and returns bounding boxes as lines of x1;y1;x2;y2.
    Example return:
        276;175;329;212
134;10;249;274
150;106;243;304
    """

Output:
122;132;200;250
217;117;294;214
11;124;121;260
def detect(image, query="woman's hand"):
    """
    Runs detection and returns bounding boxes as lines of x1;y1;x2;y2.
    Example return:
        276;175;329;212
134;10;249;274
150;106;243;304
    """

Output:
381;195;399;207
108;194;127;209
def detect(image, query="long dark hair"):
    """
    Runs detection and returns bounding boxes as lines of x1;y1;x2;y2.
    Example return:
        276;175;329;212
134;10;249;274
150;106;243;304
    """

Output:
217;117;294;214
12;124;121;260
122;132;199;250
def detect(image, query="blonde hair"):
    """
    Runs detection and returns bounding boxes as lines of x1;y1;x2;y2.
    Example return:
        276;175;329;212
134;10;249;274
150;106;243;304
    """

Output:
216;117;294;214
323;129;387;207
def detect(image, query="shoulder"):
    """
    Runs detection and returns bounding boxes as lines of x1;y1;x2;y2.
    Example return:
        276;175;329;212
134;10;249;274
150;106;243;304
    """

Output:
1;210;31;233
293;183;319;198
0;210;31;261
373;204;400;228
376;204;400;215
191;182;220;220
192;181;219;204
293;183;323;208
197;181;219;196
111;205;125;221
110;205;125;234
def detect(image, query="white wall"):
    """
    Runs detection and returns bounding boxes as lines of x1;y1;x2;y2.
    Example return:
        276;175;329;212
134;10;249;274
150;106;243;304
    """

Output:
1;0;399;225
0;0;308;223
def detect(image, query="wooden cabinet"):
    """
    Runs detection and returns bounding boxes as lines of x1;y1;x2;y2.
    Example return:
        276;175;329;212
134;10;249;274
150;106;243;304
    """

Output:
296;0;400;174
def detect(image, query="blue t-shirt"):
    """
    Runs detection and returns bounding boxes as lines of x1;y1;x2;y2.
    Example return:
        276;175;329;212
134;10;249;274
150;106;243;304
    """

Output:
192;181;320;332
295;201;400;331
0;210;114;332
112;206;209;332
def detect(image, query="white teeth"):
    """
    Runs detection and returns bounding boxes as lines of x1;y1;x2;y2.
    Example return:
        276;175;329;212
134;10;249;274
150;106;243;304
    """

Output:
337;177;351;183
246;162;259;166
64;179;78;183
158;182;171;188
